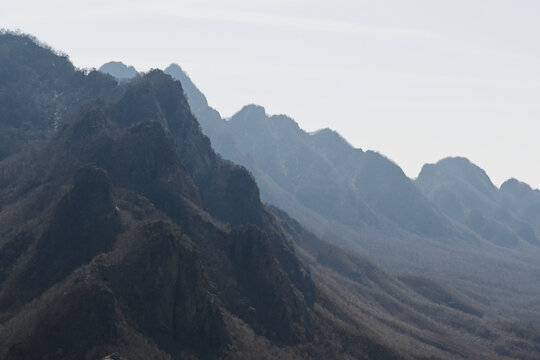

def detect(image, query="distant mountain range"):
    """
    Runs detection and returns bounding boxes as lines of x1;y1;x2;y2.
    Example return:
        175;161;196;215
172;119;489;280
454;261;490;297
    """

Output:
149;63;540;302
99;59;540;316
97;58;540;355
99;61;139;81
0;31;539;359
417;157;540;247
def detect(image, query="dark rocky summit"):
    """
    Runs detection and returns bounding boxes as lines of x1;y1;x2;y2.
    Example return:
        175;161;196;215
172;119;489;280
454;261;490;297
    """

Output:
0;47;318;357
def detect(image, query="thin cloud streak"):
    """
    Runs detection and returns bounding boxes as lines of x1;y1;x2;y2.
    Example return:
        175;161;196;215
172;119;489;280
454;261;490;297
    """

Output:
166;9;435;38
1;5;434;39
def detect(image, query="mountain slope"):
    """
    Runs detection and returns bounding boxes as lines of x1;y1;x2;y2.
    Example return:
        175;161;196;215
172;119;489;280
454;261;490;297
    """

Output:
416;157;539;248
271;205;540;360
0;73;316;359
164;62;540;323
161;68;453;242
500;178;540;235
0;34;407;359
0;35;312;358
3;33;540;359
0;31;118;161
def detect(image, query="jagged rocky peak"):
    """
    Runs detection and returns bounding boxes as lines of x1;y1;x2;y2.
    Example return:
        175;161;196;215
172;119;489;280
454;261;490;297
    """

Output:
163;63;189;81
99;61;139;81
416;156;540;247
310;127;344;141
417;156;497;195
231;104;267;122
0;43;316;357
164;63;210;109
310;127;358;154
500;177;536;197
229;105;303;138
269;114;302;132
163;63;186;78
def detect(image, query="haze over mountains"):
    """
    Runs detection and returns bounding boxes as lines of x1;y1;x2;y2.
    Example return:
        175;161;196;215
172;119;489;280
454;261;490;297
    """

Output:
1;32;540;359
417;157;540;247
99;58;540;357
156;63;540;310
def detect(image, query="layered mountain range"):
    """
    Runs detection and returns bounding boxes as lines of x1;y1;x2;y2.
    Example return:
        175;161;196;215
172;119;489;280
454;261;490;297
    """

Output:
0;32;539;359
154;64;540;314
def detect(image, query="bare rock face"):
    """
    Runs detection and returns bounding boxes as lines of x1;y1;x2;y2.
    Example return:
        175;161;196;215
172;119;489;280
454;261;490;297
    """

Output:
0;165;120;310
108;71;266;227
103;221;230;359
5;281;119;360
229;225;313;343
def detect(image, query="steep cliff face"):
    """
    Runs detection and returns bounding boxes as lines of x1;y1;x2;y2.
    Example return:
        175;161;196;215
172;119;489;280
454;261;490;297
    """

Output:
103;221;230;359
229;225;313;343
0;166;120;309
108;71;265;227
1;219;229;360
0;102;227;356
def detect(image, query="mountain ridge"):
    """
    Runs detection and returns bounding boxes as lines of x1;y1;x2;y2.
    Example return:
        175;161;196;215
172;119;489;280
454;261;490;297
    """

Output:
417;156;540;249
1;33;537;359
158;60;540;322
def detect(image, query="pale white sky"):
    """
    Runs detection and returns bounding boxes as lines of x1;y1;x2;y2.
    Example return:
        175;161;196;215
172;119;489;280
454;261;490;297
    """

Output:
2;0;539;188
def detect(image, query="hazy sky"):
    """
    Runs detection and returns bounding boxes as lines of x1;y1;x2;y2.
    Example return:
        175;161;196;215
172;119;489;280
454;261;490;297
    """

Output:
2;0;540;188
